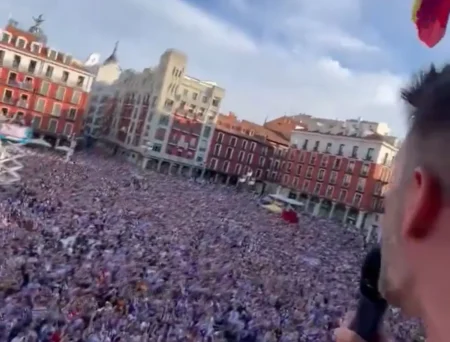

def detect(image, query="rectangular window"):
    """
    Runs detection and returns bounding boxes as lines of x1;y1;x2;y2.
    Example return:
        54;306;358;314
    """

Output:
366;148;374;161
45;66;54;78
31;43;40;53
353;193;362;207
225;147;233;159
52;103;62;117
12;55;21;69
203;126;211;138
62;71;69;83
39;81;50;95
34;99;45;113
71;91;81;104
1;33;9;43
317;169;325;181
214;144;221;156
77;76;85;87
342;174;351;187
28;60;37;74
210;158;217;170
313;183;322;195
339;189;347;202
357;177;366;192
326;185;334;198
217;132;224;143
235;164;242;175
347;161;355;173
303;180;310;192
67;108;77;120
306;166;314;179
351;145;359;158
31;116;41;129
313;140;320;152
223;161;230;173
48;50;57;60
158;114;170;126
64;123;73;136
56;86;65;101
329;171;337;184
48;119;58;133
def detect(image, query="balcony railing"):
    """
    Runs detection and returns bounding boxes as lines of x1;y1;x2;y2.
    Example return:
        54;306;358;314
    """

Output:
0;60;90;91
2;97;16;105
7;79;33;91
17;100;28;108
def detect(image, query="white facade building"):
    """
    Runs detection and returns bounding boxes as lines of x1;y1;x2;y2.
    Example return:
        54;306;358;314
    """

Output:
98;49;225;170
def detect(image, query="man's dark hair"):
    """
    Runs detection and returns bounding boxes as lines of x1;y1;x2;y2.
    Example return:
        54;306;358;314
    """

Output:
401;63;450;193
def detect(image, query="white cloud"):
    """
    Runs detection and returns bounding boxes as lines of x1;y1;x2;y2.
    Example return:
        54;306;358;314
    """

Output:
136;0;257;54
0;0;407;135
128;0;406;135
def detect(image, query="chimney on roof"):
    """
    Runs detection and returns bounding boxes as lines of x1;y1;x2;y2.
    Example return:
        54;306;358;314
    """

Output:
228;111;237;119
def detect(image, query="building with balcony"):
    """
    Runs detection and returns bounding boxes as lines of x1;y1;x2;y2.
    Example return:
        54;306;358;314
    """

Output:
275;120;398;234
0;17;95;144
204;112;291;194
99;49;225;174
206;113;272;185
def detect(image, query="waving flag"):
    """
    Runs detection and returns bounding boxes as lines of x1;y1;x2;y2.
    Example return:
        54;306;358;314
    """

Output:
412;0;450;47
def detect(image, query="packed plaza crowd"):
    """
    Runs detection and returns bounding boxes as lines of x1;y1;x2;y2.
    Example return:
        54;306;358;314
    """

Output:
0;147;424;341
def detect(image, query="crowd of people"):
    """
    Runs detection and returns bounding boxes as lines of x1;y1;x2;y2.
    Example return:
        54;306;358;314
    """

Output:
0;148;424;341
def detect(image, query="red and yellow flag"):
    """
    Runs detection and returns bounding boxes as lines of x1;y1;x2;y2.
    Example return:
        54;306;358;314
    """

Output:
412;0;450;47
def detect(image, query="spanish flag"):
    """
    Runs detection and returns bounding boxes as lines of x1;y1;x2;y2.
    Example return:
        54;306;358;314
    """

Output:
412;0;450;47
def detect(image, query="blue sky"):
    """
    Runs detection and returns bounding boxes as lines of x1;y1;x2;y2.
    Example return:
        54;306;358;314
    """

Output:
2;0;449;136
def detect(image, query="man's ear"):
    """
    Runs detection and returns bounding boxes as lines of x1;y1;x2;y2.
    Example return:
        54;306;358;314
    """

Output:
402;167;442;240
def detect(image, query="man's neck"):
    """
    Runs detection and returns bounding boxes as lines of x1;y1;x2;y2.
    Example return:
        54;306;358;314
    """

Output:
419;276;450;342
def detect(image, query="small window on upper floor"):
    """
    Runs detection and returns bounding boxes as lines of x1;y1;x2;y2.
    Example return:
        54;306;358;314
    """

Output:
212;97;221;107
77;76;85;87
48;49;57;60
16;38;26;49
1;32;11;43
62;71;69;83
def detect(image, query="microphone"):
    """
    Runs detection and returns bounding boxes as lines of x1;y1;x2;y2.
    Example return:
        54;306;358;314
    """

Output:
349;246;388;342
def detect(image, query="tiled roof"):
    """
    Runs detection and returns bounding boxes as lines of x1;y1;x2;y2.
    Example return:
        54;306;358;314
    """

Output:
216;114;289;146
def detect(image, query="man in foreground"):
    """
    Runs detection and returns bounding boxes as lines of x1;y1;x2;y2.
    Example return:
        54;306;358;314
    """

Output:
336;64;450;341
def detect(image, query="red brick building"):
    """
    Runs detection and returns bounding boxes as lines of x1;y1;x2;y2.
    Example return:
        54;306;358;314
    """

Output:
274;123;396;229
206;113;396;235
0;18;95;144
206;113;285;184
